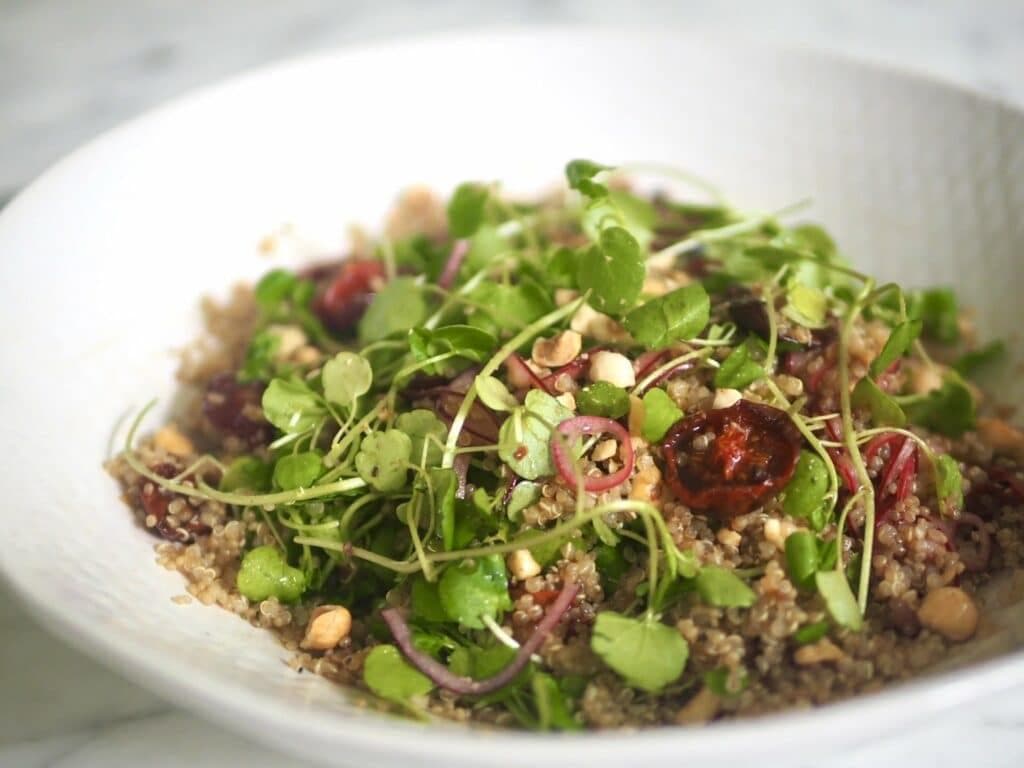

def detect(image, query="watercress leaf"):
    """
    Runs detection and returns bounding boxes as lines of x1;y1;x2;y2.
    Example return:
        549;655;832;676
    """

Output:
935;454;964;511
545;247;579;290
396;410;448;468
577;382;630;419
476;375;520;412
506;480;541;522
452;489;500;550
608;188;658;231
261;378;325;433
447;182;489;238
239;329;281;382
358;277;429;344
363;644;434;703
465;225;509;271
904;374;976;437
410;575;449;623
395;234;449;282
912;287;960;344
594;544;629;593
467;281;551;332
624;283;711;347
322;351;373;406
814;570;863;630
532;672;581;731
776;224;838;261
695;566;756;608
641;388;683;442
438;554;513;629
869;319;923;377
273;451;324;490
236;546;306;602
714;340;765;389
590;612;688;693
783;450;830;529
852;377;906;428
565;159;611;197
498;389;574;480
579;229;645;316
782;282;828;328
430;467;457;550
355;430;413;492
793;620;830;645
954;340;1007;379
784;531;820;590
220;456;273;492
254;269;298;312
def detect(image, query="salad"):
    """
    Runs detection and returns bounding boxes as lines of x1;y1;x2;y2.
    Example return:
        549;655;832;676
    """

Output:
110;160;1024;729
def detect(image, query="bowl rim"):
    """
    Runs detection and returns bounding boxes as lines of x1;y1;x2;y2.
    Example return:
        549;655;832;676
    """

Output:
2;23;1022;763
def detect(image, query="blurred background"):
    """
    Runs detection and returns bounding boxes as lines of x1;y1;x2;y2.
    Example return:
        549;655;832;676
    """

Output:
2;1;1024;766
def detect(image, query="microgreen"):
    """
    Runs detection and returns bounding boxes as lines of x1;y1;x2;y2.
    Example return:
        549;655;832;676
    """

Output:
358;277;429;344
911;287;960;343
476;375;520;412
793;620;830;645
220;456;272;493
782;282;828;328
694;566;756;608
447;182;489;238
565;159;611;197
498;390;574;480
466;281;552;332
396;410;448;468
578;228;645;316
355;430;413;492
409;325;498;375
506;481;541;522
322;351;373;406
935;454;964;511
577;382;630;420
623;283;710;347
261;378;325;434
236;546;306;602
784;531;819;590
363;644;434;703
590;612;688;693
273;452;324;490
869;319;922;377
903;374;976;437
640;388;683;442
704;667;748;698
438;555;514;629
814;570;862;631
714;339;765;389
954;340;1007;378
852;377;907;428
782;450;831;530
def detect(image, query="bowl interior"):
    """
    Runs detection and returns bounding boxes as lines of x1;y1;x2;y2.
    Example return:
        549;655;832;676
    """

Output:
1;28;1022;768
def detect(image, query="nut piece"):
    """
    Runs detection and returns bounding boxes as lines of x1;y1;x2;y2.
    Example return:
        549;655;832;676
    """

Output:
570;302;631;343
630;464;662;502
976;417;1024;464
555;392;577;411
589;351;636;388
794;637;846;665
917;586;979;642
301;605;352;651
532;330;583;369
628;394;645;437
267;324;308;360
154;424;195;457
591;438;618;462
675;686;720;725
908;360;944;395
712;388;743;410
385;186;446;241
763;518;798;551
507;549;542;580
717;528;742;549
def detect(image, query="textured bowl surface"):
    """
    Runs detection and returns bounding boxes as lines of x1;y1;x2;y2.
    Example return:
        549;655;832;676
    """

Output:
1;27;1022;768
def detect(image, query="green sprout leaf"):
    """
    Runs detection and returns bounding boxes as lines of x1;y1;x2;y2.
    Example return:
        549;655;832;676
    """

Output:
236;546;306;603
239;329;282;382
410;575;448;623
447;182;489;238
783;450;831;530
438;554;513;629
815;570;862;631
623;283;711;348
466;281;552;332
410;325;498;375
852;377;906;428
396;410;448;468
476;375;520;412
498;390;574;480
590;612;688;693
273;452;324;490
254;269;298;312
954;340;1007;379
704;666;749;698
578;228;645;316
911;287;960;344
793;620;830;645
904;374;976;437
935;454;964;511
870;319;923;377
577;382;630;419
714;340;765;390
358;277;429;344
355;430;413;492
565;158;611;197
220;456;272;493
322;351;372;406
784;531;820;590
431;467;457;550
363;645;434;703
641;388;683;442
782;282;828;328
506;480;541;521
694;566;756;608
532;672;581;731
261;378;325;434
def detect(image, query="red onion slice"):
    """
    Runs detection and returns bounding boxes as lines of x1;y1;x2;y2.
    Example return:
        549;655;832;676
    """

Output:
380;581;579;696
828;447;859;494
879;438;916;497
550;416;634;492
863;432;903;465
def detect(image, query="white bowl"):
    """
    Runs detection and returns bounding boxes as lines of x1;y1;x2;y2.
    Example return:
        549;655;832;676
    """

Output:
1;27;1022;768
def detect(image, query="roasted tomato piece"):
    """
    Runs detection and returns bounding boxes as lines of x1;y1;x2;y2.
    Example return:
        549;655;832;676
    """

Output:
660;400;801;516
312;259;386;335
139;463;211;543
203;373;272;446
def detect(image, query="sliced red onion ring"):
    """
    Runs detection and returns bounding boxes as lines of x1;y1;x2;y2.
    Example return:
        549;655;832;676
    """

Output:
381;581;579;696
827;447;859;494
864;432;903;465
550;416;634;492
879;438;916;497
438;239;470;290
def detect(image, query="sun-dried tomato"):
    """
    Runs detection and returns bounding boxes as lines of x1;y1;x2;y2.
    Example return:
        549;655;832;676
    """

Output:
312;259;385;335
202;373;272;446
660;400;801;516
139;463;210;543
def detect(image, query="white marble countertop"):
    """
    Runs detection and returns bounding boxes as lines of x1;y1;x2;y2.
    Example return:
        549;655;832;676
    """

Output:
3;1;1024;766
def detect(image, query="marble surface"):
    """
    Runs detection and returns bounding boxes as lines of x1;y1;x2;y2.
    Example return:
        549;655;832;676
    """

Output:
3;1;1024;766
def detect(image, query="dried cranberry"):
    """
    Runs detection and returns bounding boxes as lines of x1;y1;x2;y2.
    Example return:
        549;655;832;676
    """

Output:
661;400;801;517
312;259;385;335
202;373;272;446
139;463;210;543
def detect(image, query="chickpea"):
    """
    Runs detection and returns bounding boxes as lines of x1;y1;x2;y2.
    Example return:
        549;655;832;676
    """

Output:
917;586;979;642
301;605;352;651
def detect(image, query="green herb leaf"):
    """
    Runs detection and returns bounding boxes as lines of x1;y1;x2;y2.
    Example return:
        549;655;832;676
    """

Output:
793;620;830;645
694;566;756;608
239;329;282;382
465;225;510;271
590;612;689;693
273;452;324;490
565;159;611;197
784;531;820;590
261;378;325;434
410;575;448;623
358;277;429;344
322;351;373;406
254;269;298;312
410;325;498;375
476;375;520;412
498;389;574;480
623;283;710;347
396;410;448;468
220;456;272;492
447;182;489;238
641;388;683;442
714;340;765;389
355;430;413;492
783;450;831;530
954;340;1007;379
438;554;513;629
577;382;630;419
363;644;434;703
704;667;748;698
904;374;976;437
578;228;645;316
506;481;541;522
466;281;552;332
431;467;457;550
935;454;964;511
911;287;960;344
870;320;923;377
236;546;306;602
532;672;581;731
852;376;906;428
814;570;863;630
782;282;828;328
